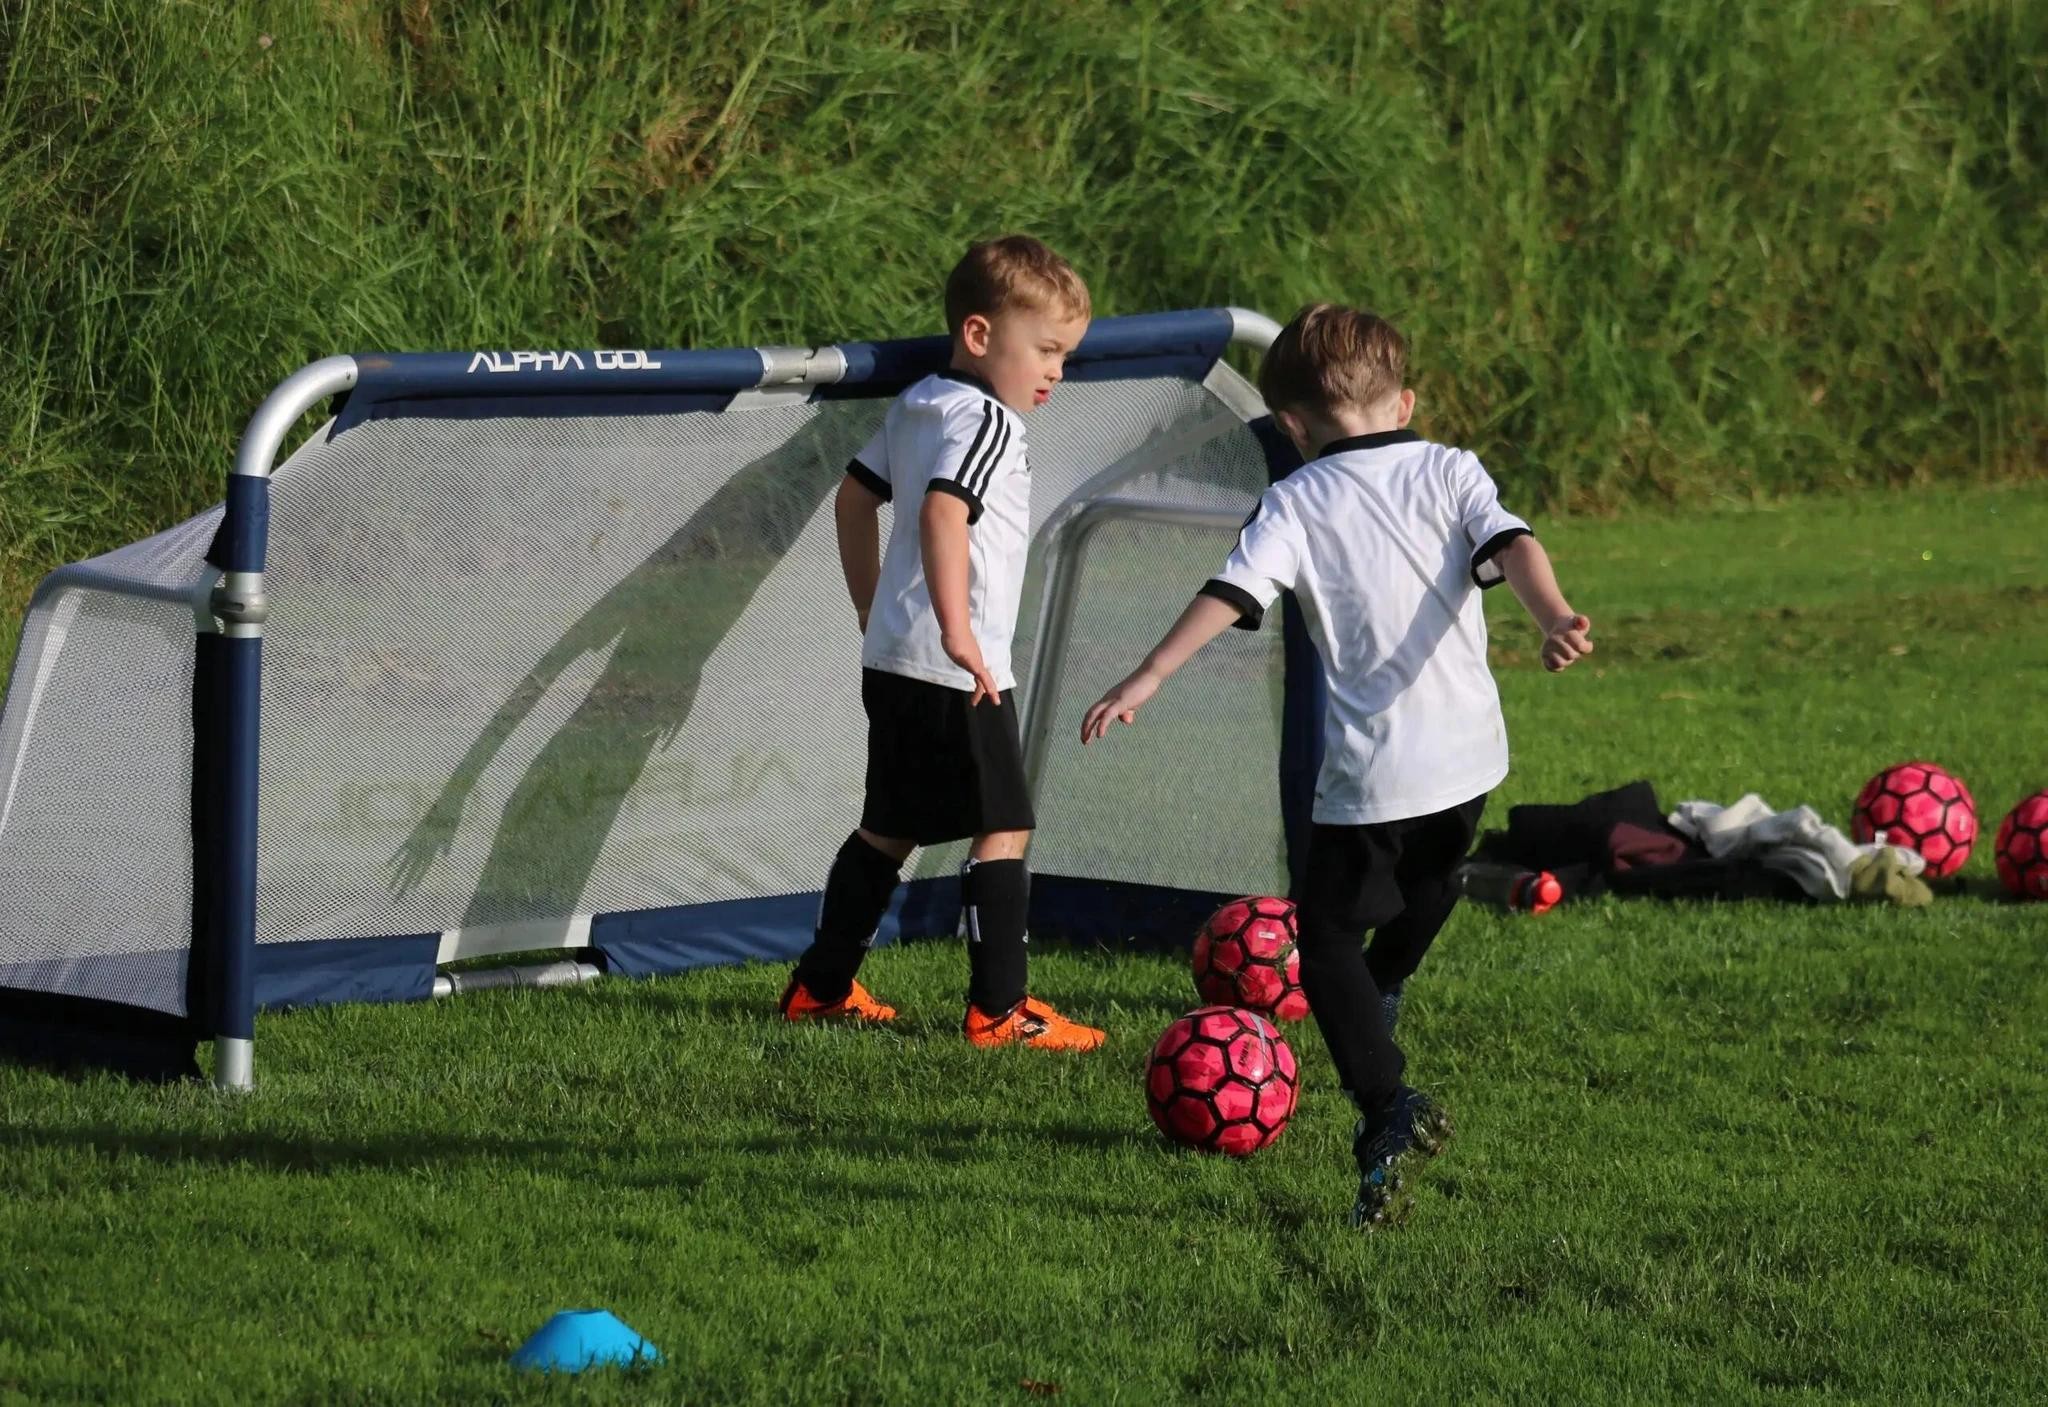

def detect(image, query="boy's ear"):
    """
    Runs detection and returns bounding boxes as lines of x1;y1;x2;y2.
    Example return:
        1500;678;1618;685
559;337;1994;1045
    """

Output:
1395;388;1416;426
958;313;993;358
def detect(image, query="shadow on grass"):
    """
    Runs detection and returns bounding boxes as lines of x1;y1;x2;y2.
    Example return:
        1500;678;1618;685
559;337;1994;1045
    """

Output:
588;992;1104;1047
0;1115;1146;1179
4;1117;1354;1244
592;954;1183;1029
0;1125;700;1187
727;1118;1141;1161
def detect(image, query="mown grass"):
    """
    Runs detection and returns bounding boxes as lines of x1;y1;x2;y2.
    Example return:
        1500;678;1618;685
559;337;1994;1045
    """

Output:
1;485;2044;1403
3;0;2045;623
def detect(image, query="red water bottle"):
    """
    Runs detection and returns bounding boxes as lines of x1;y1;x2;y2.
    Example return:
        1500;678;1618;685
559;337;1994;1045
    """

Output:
1455;861;1563;914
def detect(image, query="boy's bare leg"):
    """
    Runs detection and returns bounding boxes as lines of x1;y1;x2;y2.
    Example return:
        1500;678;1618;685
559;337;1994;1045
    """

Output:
968;829;1029;863
789;828;914;1006
859;828;917;865
962;828;1030;1015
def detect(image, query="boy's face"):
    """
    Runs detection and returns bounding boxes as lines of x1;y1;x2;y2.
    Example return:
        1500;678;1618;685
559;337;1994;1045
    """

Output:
957;305;1090;415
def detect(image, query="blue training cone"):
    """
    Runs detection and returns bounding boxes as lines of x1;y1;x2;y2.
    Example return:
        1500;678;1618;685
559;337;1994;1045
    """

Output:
510;1308;663;1373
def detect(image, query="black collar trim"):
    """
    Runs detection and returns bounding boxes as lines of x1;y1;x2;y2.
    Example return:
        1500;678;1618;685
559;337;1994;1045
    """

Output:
1321;429;1421;455
936;368;1000;397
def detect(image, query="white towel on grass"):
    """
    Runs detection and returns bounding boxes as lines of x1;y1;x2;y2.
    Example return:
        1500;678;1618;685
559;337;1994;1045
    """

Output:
1668;794;1925;902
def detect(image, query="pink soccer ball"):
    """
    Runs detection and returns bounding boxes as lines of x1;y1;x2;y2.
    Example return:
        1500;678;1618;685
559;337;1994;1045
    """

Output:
1994;791;2048;901
1851;761;1978;878
1191;895;1310;1021
1145;1006;1298;1157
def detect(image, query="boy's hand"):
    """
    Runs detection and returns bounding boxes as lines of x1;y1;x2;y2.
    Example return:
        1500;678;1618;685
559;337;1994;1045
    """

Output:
943;628;1001;706
1080;669;1160;743
1542;613;1594;672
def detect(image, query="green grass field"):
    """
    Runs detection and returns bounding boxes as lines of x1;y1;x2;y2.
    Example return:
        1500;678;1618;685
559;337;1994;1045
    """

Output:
2;484;2043;1403
3;2;2043;1399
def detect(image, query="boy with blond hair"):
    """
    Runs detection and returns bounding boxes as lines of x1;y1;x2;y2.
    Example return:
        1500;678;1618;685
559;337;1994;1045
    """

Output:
1083;303;1593;1223
781;235;1105;1051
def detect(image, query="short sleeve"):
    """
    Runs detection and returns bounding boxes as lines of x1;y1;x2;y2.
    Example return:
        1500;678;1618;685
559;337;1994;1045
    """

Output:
846;423;892;501
921;397;1012;526
1452;451;1532;589
1199;490;1305;631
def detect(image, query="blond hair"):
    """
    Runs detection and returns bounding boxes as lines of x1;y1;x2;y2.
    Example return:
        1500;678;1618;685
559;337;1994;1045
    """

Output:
1257;303;1408;418
944;235;1091;334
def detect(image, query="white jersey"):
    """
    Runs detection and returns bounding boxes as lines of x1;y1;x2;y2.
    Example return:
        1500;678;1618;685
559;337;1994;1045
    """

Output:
1203;430;1532;825
851;372;1032;692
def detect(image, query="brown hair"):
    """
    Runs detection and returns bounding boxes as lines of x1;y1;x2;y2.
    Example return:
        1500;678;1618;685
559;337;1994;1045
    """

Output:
1257;303;1408;418
944;235;1091;334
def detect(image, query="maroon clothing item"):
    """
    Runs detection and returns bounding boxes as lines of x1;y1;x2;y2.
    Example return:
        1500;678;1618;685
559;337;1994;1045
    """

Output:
1607;821;1690;872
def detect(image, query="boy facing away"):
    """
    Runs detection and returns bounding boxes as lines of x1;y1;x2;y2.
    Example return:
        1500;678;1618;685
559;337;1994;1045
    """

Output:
781;236;1106;1051
1081;304;1593;1225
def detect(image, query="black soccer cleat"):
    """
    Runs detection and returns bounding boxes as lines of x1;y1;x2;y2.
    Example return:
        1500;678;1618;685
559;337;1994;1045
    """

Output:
1349;1086;1454;1231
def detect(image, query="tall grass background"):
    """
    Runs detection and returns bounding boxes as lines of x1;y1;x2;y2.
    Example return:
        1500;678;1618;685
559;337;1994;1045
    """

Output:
2;0;2043;619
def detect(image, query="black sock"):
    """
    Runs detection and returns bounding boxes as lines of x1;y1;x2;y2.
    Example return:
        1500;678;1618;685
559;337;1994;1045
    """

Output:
1295;917;1404;1118
791;832;903;1003
961;858;1028;1015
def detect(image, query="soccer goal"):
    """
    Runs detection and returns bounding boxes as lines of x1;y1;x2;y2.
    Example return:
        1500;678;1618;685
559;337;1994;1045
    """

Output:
0;308;1328;1086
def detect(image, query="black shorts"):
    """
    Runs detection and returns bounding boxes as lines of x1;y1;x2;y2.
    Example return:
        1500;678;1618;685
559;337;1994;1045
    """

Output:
858;668;1036;845
1299;794;1489;935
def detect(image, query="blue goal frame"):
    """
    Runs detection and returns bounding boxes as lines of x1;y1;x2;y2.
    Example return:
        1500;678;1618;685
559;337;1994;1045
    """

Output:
187;307;1318;1088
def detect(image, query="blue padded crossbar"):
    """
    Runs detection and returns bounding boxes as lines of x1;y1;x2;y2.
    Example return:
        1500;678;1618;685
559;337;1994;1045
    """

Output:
332;308;1240;431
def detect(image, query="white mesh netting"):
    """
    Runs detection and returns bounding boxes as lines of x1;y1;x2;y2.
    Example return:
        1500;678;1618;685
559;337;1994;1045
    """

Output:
0;368;1286;1012
0;513;220;1014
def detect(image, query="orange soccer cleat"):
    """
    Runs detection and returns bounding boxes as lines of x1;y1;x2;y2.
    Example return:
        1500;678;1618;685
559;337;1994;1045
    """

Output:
779;977;898;1024
962;996;1105;1052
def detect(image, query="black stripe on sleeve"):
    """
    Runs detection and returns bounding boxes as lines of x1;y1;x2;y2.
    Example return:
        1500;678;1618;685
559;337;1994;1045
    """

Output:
1199;578;1266;631
926;477;985;525
966;411;1012;500
953;402;994;483
846;457;891;502
1470;526;1534;589
1230;504;1261;556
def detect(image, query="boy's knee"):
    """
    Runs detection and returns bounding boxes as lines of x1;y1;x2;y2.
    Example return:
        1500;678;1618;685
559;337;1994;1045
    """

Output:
970;829;1031;862
855;828;916;864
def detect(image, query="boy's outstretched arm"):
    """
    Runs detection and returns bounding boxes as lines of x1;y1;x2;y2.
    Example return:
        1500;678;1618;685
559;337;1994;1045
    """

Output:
921;491;1001;705
1081;594;1243;743
1498;534;1594;672
836;474;885;635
